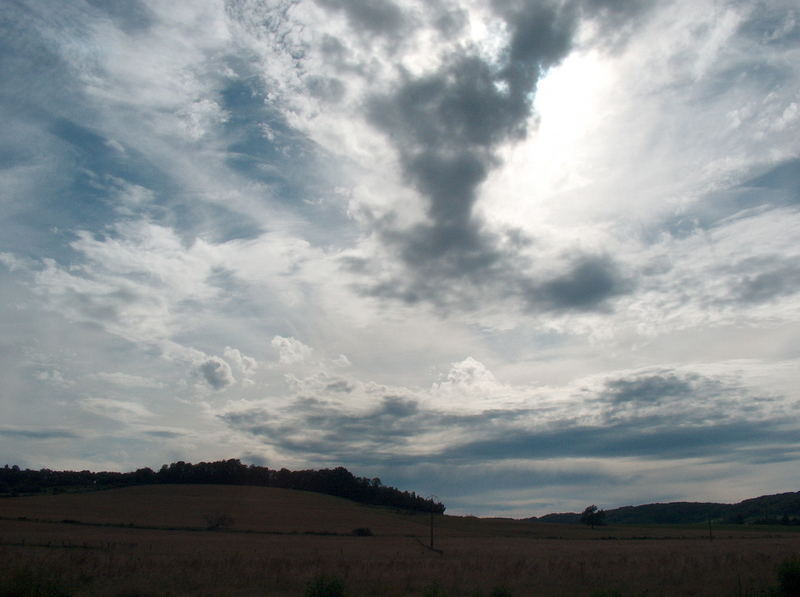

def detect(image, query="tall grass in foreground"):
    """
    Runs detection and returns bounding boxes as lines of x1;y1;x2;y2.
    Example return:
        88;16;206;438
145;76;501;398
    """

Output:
777;557;800;597
1;538;799;596
0;563;71;597
305;574;347;597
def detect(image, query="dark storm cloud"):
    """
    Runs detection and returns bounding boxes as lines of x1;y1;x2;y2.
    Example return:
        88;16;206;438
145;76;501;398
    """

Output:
602;373;697;404
383;463;616;499
529;255;629;311
220;395;530;464
199;357;234;390
355;1;635;314
324;379;354;393
428;2;469;37
440;420;799;463
144;430;185;439
223;391;800;466
220;366;799;469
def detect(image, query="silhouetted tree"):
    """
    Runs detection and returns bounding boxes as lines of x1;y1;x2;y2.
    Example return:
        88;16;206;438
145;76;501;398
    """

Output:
580;504;606;528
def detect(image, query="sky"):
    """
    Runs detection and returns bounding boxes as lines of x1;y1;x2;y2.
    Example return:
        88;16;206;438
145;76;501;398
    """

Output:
1;0;799;517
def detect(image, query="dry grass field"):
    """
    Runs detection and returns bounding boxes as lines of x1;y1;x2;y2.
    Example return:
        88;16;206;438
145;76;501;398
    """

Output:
1;485;799;596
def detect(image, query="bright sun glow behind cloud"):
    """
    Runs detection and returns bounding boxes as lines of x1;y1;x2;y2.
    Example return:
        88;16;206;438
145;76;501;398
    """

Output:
485;50;617;234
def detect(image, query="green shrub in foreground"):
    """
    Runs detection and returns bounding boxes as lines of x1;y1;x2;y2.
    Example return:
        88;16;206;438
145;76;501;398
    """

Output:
0;565;72;597
304;574;347;597
420;582;446;597
778;557;800;597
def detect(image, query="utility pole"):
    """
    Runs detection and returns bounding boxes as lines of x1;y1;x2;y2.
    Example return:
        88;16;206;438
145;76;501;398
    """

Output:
429;494;439;550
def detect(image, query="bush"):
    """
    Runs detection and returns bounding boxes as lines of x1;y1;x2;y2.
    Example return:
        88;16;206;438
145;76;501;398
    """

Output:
304;574;347;597
489;587;513;597
421;582;446;597
778;557;800;597
351;527;373;536
0;565;72;597
203;513;233;531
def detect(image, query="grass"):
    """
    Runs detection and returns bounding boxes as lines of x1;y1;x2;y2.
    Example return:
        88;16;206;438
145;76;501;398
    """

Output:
1;485;799;596
305;574;347;597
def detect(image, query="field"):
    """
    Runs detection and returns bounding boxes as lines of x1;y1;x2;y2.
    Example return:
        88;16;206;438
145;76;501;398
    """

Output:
1;485;799;596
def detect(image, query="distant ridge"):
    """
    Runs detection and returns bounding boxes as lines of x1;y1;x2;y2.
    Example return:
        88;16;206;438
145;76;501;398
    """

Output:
533;491;800;525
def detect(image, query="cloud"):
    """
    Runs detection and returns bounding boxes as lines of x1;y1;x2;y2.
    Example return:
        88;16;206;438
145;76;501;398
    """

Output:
733;258;800;304
438;419;799;463
0;427;80;440
85;0;155;34
199;357;235;390
34;368;73;388
352;1;634;315
602;373;697;404
324;379;354;393
0;253;25;272
219;360;798;474
79;397;154;423
531;255;630;311
271;335;313;364
315;0;410;40
332;354;351;368
143;429;185;439
92;372;164;389
224;346;258;375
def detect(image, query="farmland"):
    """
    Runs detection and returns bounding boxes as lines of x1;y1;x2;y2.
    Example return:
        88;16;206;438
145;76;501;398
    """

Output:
1;485;799;596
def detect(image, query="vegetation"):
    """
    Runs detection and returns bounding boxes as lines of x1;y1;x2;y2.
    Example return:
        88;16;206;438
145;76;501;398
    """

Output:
0;460;445;514
2;484;799;596
536;492;800;526
777;557;800;597
580;504;606;528
305;574;348;597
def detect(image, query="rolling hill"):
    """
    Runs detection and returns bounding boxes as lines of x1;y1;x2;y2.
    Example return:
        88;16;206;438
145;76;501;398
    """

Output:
2;484;798;596
535;490;800;525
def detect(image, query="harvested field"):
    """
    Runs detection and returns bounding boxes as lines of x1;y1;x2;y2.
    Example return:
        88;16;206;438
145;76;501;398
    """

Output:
1;485;799;596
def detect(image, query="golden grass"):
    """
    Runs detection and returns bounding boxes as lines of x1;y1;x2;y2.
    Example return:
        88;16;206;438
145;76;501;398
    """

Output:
1;485;799;596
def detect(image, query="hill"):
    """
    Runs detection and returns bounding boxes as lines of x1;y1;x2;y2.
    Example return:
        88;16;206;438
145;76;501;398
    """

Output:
0;484;435;536
535;491;800;525
2;485;799;596
0;460;444;514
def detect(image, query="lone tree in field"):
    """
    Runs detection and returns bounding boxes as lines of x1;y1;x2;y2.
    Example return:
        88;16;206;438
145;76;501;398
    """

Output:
204;512;234;531
580;504;606;528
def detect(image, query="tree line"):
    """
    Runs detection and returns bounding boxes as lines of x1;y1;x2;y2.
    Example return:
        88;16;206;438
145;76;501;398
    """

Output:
0;460;446;514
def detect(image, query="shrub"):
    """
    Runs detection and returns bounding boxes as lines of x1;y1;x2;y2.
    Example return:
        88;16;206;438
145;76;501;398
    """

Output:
421;582;447;597
778;557;800;597
352;527;373;536
0;565;72;597
489;587;513;597
304;574;347;597
203;513;233;531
